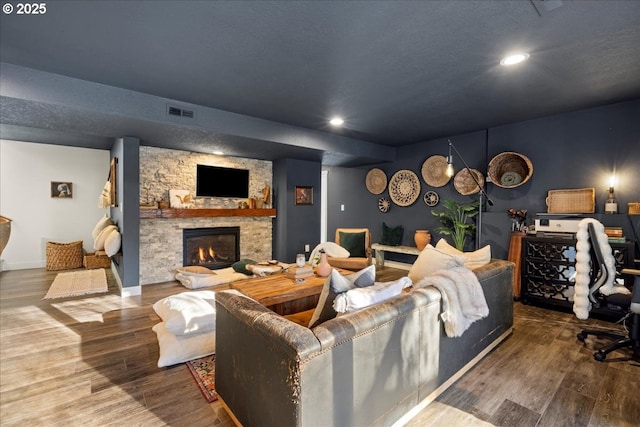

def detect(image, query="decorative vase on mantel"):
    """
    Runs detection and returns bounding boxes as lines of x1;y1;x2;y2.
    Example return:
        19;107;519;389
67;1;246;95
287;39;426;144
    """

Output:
315;250;333;277
414;230;431;250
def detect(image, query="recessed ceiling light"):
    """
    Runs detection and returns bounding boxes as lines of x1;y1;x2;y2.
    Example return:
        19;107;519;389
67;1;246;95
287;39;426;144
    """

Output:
500;53;530;66
329;117;344;126
212;150;224;155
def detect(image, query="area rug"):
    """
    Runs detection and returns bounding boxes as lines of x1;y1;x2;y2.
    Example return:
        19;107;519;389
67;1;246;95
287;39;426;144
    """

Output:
186;354;218;403
44;268;108;299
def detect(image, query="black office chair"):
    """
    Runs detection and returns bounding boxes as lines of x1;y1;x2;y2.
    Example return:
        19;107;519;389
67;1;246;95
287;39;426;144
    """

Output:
576;223;640;362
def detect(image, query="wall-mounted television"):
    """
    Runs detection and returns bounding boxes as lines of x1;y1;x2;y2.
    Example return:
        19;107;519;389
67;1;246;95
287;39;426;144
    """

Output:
196;165;249;198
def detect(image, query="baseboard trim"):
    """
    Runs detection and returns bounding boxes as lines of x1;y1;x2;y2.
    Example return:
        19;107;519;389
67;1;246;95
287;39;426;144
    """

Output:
391;326;514;427
111;263;141;297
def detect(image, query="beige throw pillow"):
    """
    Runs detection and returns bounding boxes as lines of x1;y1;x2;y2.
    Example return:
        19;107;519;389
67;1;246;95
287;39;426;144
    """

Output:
91;214;114;240
435;238;491;270
104;229;121;257
407;244;466;283
94;225;118;251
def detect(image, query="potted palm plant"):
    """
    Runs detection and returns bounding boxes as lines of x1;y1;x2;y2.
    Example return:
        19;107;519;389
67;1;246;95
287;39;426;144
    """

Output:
431;199;479;250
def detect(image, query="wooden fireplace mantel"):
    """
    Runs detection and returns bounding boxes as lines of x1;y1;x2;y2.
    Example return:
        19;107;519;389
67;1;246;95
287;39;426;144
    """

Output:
140;208;276;219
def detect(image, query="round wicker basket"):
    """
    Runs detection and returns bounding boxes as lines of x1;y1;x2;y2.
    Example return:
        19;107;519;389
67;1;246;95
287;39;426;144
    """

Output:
0;216;11;256
488;152;533;189
454;168;484;196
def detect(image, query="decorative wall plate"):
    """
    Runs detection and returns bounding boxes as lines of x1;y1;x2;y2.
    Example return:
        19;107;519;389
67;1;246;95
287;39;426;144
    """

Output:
388;170;421;206
378;197;391;213
424;190;439;207
421;155;451;187
366;168;387;194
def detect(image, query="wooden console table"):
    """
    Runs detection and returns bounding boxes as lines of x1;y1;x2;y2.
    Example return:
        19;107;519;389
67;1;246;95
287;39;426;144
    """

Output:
371;243;421;269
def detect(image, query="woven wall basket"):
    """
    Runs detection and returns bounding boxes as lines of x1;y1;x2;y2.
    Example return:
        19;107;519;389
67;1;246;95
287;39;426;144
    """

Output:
488;152;533;189
46;240;84;271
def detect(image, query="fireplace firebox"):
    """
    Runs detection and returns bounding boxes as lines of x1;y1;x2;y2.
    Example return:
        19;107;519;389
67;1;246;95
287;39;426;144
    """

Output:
183;227;240;270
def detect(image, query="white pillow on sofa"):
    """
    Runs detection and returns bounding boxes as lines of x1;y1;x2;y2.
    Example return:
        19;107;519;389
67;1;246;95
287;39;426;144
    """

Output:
152;290;217;335
152;322;215;367
408;244;466;283
333;276;412;313
435;238;491;270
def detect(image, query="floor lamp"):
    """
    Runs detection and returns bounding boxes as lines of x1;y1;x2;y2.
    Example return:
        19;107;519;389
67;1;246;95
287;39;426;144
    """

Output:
445;140;493;249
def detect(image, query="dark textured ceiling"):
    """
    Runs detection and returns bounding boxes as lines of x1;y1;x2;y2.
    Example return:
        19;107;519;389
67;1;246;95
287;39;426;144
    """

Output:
1;1;640;165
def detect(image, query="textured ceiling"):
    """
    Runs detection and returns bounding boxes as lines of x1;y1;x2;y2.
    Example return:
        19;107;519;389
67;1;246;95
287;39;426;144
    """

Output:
1;1;639;164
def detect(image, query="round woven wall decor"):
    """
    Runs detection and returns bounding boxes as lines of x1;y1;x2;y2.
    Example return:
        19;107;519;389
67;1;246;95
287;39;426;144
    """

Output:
487;152;533;188
365;168;387;194
389;170;421;206
454;168;485;196
421;155;451;187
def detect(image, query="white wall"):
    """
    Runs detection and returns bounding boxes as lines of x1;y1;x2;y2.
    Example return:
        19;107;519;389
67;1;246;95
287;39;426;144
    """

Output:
0;140;110;270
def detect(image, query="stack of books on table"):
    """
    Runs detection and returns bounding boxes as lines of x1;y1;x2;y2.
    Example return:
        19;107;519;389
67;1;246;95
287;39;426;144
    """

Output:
604;226;626;243
286;265;313;280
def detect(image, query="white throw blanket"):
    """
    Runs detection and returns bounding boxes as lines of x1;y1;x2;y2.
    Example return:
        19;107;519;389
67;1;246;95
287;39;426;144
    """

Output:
415;267;488;337
308;242;350;266
573;218;630;320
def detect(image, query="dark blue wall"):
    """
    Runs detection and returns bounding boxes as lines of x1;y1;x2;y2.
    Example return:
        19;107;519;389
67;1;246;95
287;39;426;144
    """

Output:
327;99;640;260
273;158;322;262
111;137;140;288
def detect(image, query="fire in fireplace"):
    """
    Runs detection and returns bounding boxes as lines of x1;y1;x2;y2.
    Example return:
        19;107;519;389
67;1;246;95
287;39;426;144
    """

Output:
183;227;240;270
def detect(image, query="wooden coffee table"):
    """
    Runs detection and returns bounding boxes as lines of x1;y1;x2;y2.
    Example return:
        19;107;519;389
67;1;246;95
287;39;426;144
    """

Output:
230;270;341;315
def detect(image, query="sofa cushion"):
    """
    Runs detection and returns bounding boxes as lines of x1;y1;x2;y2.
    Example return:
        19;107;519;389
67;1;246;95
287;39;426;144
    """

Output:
333;276;412;313
408;244;466;283
381;222;404;246
153;290;217;335
339;231;366;257
435;238;491;270
308;265;375;328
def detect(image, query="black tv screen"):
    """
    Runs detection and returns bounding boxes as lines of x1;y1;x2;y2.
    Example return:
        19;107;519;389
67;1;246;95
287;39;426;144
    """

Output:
196;165;249;198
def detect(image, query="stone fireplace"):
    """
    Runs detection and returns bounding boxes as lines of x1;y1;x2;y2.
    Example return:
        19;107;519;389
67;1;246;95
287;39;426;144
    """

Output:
138;146;273;285
183;226;240;269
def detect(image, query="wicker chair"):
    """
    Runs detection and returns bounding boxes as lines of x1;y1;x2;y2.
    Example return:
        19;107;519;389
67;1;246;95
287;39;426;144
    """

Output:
326;228;372;271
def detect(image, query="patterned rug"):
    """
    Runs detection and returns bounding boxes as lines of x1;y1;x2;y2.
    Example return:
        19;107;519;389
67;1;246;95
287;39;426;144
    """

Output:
186;355;218;403
44;268;108;299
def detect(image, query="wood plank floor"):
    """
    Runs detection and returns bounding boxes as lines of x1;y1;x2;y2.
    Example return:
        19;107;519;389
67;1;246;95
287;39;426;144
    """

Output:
1;267;638;426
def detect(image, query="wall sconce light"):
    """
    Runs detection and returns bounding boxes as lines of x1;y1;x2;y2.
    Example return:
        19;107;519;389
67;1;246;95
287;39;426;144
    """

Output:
605;174;618;214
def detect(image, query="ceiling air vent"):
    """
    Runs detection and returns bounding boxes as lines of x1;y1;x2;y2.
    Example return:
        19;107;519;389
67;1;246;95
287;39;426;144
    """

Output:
167;104;195;119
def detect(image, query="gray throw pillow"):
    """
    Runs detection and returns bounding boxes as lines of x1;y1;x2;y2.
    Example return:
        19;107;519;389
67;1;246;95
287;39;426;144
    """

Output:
308;265;376;328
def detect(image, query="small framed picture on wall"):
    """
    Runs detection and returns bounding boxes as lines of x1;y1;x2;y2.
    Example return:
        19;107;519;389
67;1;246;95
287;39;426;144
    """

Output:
295;186;313;205
51;181;73;198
